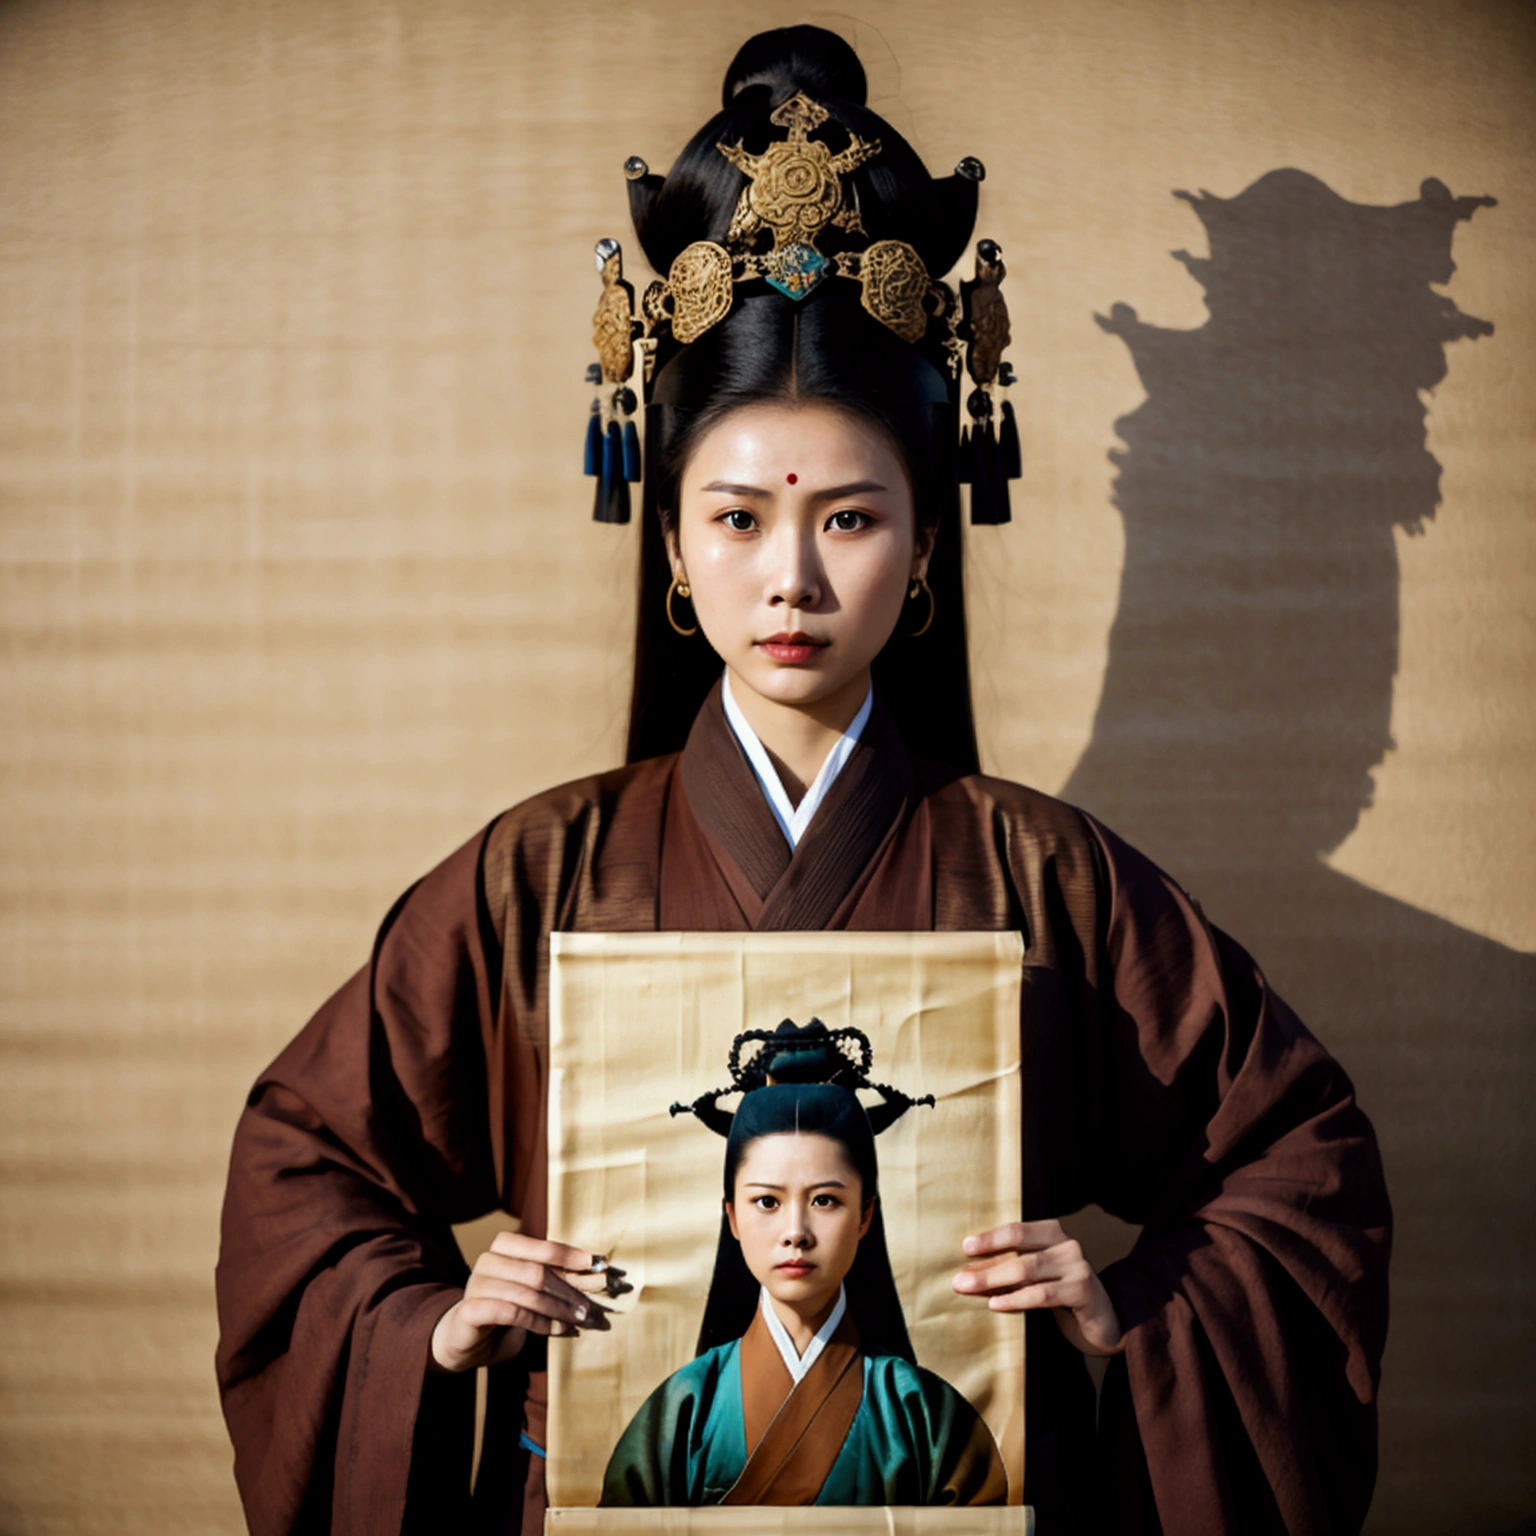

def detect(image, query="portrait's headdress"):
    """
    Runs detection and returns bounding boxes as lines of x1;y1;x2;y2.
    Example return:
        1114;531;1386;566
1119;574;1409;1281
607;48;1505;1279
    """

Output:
680;1017;930;1360
669;1017;935;1137
581;89;1022;526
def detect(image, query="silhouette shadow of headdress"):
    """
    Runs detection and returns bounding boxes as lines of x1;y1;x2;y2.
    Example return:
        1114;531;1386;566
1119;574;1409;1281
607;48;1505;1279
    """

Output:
669;1018;934;1136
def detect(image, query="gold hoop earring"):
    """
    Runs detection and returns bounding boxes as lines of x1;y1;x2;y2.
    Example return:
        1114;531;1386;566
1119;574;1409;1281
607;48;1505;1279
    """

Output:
907;576;935;638
666;577;698;637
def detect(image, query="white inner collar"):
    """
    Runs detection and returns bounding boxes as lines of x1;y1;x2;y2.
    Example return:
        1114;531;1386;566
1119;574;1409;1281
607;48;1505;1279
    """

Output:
759;1283;847;1386
721;672;873;849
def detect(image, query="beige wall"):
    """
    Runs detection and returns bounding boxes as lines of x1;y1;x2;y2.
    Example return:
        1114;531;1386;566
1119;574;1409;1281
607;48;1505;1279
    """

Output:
0;1;1530;1531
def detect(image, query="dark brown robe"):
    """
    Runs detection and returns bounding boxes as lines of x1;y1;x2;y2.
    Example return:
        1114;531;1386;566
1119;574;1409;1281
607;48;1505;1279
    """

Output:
215;684;1390;1535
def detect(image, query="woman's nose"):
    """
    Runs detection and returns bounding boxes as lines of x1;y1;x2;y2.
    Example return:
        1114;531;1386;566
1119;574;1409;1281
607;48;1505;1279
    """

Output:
779;1210;812;1248
764;527;821;610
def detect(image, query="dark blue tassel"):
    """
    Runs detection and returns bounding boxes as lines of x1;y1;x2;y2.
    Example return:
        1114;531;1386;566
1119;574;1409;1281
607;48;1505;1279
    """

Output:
957;425;973;485
593;422;630;523
622;419;641;483
602;421;622;484
583;407;602;477
999;399;1021;479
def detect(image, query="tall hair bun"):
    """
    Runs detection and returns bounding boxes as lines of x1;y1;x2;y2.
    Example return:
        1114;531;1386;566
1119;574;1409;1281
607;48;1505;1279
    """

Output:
628;23;975;282
722;25;868;109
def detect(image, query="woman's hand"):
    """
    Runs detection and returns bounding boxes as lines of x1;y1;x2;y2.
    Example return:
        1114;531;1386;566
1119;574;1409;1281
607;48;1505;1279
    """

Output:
952;1220;1125;1357
429;1234;621;1374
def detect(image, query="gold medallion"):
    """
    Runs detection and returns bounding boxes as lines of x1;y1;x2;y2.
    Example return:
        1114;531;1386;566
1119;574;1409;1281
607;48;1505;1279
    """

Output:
665;241;736;345
716;92;880;299
856;240;933;345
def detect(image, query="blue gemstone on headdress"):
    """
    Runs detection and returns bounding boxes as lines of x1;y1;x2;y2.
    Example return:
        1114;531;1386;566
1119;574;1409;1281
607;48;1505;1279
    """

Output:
764;242;828;300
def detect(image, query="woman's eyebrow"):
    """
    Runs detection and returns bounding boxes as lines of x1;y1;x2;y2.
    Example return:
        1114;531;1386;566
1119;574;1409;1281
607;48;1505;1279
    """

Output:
698;480;888;501
700;481;770;497
742;1179;848;1190
805;481;886;503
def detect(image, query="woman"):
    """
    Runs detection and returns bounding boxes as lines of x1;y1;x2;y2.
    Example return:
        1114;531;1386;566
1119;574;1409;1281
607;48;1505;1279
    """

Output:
215;25;1390;1536
600;1021;1009;1507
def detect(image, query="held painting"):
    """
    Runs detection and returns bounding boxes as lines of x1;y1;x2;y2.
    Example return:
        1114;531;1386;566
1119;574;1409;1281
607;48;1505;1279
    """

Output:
544;931;1027;1532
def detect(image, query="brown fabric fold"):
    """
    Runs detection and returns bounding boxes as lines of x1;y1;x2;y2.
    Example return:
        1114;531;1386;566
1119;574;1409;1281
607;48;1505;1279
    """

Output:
217;716;1390;1536
660;766;765;929
736;1304;795;1455
677;682;795;900
723;1310;865;1506
678;681;913;931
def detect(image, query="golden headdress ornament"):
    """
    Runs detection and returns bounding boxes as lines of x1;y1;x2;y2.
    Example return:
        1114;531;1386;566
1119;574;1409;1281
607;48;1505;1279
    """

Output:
583;94;1023;524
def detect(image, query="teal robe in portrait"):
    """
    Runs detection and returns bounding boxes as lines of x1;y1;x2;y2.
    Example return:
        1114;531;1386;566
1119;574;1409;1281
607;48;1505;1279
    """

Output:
600;1309;1007;1507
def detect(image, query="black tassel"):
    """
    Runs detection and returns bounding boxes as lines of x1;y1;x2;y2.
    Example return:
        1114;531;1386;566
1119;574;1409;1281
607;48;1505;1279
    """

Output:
592;468;609;522
971;425;992;523
622;419;642;483
583;408;602;477
970;421;1012;524
999;399;1021;479
957;425;973;485
604;472;631;524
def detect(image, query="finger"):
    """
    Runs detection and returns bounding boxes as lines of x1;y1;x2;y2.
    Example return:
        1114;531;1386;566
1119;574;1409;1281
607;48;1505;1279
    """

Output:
953;1251;1058;1296
488;1232;598;1271
471;1255;594;1312
984;1279;1090;1313
454;1296;584;1338
957;1241;1085;1291
961;1220;1066;1258
464;1276;596;1328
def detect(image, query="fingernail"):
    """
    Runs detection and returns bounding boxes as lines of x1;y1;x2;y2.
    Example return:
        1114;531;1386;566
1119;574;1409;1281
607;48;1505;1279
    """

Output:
576;1305;589;1321
611;1280;635;1297
962;1237;979;1253
955;1273;973;1289
590;1256;609;1273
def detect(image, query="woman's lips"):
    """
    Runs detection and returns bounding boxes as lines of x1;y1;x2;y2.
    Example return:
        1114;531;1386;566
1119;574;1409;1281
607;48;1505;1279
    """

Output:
756;632;828;665
774;1259;815;1276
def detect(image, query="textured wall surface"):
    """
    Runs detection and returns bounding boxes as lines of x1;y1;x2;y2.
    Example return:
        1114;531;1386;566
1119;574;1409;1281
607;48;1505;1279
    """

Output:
0;1;1530;1531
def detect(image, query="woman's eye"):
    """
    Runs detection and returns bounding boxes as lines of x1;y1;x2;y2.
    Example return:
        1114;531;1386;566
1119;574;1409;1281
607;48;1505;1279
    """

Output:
753;1195;779;1211
827;509;870;532
811;1193;840;1208
720;509;756;532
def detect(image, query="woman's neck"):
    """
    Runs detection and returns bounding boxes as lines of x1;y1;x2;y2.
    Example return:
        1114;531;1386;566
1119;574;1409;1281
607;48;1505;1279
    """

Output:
725;668;871;806
768;1289;841;1356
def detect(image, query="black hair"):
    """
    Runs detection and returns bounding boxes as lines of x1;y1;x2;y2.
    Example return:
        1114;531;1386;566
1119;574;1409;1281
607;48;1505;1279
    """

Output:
622;26;982;771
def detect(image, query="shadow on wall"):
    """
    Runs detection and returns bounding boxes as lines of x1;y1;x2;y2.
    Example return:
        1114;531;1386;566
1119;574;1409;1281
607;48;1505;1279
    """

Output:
1062;171;1534;1535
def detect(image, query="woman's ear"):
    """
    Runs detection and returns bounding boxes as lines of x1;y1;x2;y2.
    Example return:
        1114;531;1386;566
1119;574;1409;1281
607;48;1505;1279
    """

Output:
911;524;937;582
663;526;685;583
724;1199;740;1241
857;1196;875;1241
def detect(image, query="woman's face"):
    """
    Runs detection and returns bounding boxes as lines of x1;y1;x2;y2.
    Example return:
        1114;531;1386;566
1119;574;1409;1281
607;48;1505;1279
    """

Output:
725;1131;874;1322
669;402;930;714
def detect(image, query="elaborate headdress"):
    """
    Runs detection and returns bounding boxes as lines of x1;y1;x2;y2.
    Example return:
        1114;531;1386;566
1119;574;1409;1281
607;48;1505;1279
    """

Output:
675;1018;932;1360
581;48;1023;526
670;1017;935;1142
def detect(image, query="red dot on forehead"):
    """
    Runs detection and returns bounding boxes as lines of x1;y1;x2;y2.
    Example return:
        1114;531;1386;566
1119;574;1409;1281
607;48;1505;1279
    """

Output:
786;473;798;485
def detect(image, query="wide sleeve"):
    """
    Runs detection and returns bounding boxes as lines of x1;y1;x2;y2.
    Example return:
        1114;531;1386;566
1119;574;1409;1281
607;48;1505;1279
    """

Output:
214;822;505;1536
1078;815;1392;1536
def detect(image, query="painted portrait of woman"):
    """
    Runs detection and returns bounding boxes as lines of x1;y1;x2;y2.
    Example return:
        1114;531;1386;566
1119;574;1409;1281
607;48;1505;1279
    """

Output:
598;1021;1008;1508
